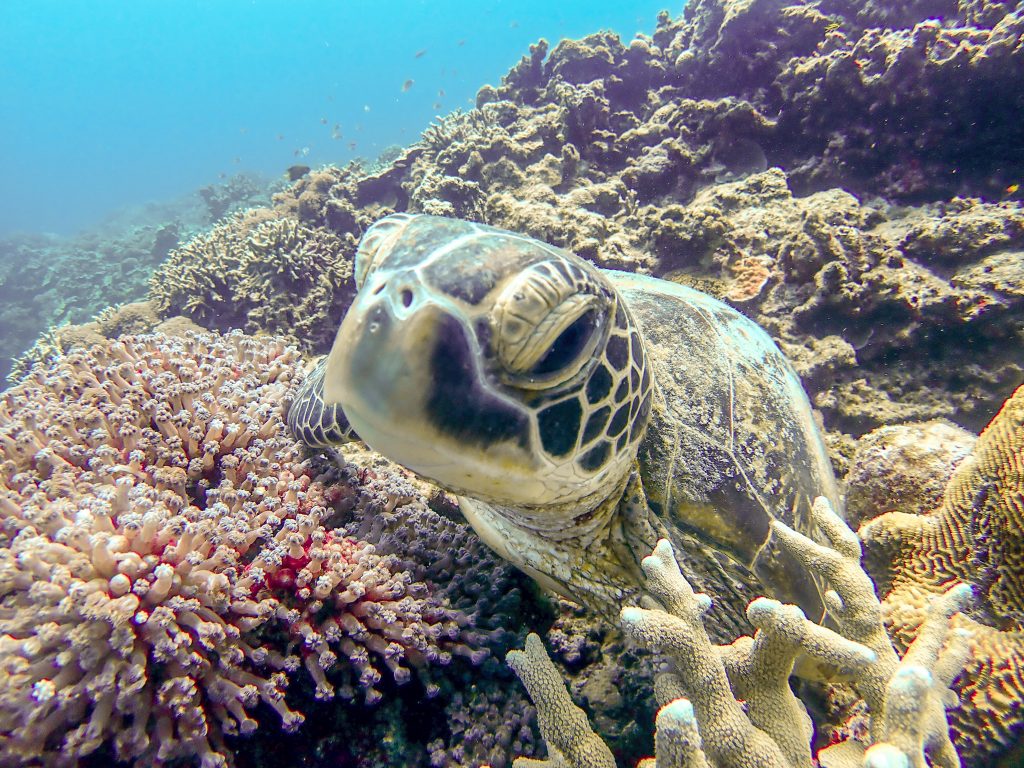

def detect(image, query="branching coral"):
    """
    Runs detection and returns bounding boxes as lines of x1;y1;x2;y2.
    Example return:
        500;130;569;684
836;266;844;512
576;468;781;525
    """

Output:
0;332;490;767
149;214;355;352
506;633;616;768
860;383;1024;761
509;498;972;768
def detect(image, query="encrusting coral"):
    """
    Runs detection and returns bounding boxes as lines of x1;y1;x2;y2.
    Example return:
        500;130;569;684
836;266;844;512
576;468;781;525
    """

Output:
0;331;493;767
860;383;1024;762
509;498;973;768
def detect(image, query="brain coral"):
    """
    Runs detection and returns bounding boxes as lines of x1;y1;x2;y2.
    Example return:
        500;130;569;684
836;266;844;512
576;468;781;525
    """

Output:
0;331;488;767
860;383;1024;765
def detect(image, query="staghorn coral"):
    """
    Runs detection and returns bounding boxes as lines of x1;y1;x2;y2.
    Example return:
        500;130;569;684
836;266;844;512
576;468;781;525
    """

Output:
0;331;491;767
506;633;616;768
149;214;356;352
509;498;973;768
859;383;1024;763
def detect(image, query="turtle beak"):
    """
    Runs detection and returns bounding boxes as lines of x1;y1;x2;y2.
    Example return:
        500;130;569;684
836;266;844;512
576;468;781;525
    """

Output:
323;273;542;499
324;279;436;430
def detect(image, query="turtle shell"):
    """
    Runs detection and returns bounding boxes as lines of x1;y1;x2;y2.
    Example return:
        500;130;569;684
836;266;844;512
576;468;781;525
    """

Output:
608;271;842;619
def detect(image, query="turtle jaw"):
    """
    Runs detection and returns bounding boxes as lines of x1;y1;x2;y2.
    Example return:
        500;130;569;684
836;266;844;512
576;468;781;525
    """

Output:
325;293;554;504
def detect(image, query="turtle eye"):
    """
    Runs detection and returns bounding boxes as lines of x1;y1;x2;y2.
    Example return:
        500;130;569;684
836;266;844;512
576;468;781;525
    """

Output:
355;213;417;289
529;308;599;376
491;261;607;390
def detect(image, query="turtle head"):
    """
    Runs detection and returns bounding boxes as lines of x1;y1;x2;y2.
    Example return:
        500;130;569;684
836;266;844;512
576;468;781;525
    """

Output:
324;213;653;508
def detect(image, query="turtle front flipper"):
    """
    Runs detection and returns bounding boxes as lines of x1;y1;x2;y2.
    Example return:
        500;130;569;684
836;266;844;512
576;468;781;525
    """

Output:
286;356;358;448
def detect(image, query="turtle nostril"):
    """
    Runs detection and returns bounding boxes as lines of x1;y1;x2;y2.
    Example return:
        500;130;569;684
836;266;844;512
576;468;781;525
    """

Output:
400;288;414;308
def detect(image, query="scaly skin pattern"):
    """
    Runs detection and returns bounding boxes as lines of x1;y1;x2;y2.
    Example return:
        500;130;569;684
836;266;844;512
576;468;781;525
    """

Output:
291;213;839;638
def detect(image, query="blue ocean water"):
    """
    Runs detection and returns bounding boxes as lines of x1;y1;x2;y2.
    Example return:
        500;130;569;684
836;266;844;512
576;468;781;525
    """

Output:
0;0;672;236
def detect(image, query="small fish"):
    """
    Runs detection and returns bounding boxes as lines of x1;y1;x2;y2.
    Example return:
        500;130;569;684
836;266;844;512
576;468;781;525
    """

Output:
348;141;358;150
239;127;248;135
510;20;519;29
286;164;311;181
320;117;328;125
234;156;241;163
414;48;427;58
433;102;442;110
1007;183;1020;194
363;104;371;112
401;79;414;92
293;147;310;158
276;134;285;141
438;88;445;97
457;39;465;46
825;21;840;33
331;124;343;140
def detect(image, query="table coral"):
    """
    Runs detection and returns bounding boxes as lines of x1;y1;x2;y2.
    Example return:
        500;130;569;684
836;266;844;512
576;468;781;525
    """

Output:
860;383;1024;763
508;498;973;768
0;331;490;767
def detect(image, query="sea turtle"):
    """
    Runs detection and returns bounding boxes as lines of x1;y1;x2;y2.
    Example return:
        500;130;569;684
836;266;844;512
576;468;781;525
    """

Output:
287;213;841;629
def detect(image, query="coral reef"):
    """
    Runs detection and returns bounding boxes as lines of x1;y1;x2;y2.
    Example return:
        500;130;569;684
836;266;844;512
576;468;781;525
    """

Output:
510;498;973;768
655;0;1024;201
198;174;273;223
0;332;503;767
859;383;1024;764
0;173;276;388
13;0;1015;764
147;4;1023;446
0;229;173;387
149;211;356;354
5;301;197;387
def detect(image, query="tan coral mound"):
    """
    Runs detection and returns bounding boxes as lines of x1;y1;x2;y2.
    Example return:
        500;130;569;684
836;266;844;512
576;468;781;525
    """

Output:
860;383;1024;762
